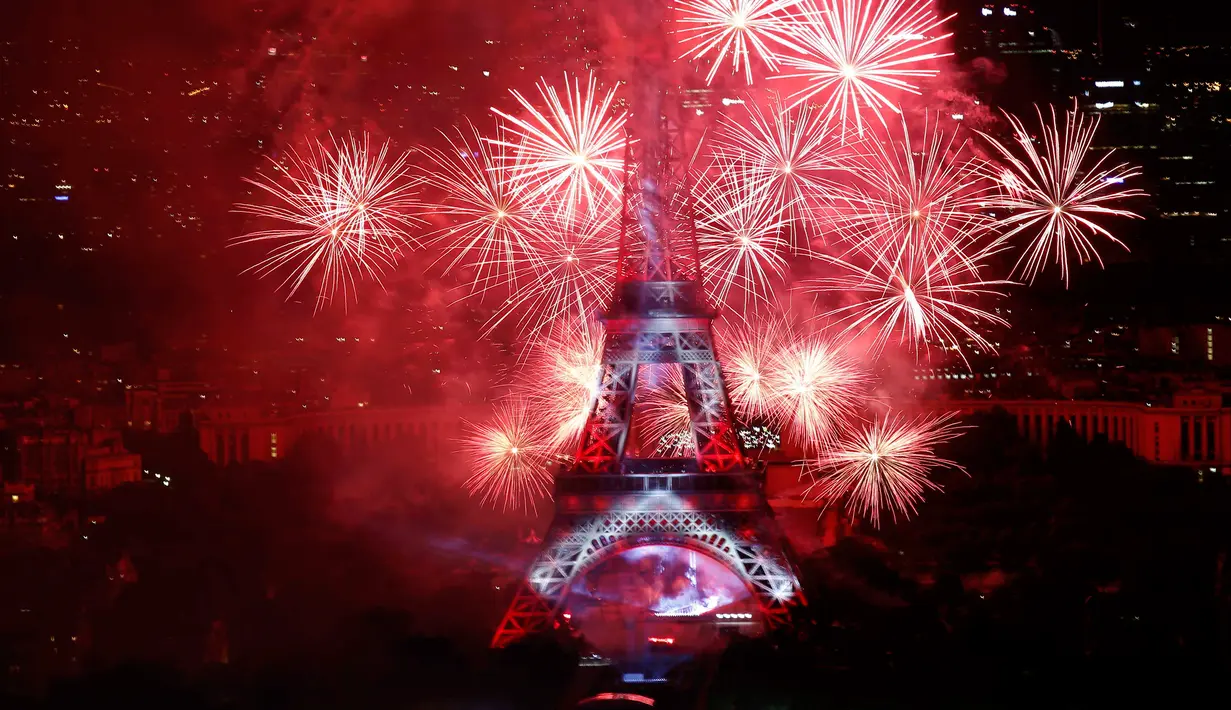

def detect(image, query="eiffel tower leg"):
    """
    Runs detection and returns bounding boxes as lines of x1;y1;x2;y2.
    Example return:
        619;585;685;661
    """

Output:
575;360;639;473
491;582;557;648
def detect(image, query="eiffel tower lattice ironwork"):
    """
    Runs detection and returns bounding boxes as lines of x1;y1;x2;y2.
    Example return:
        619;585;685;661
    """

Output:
491;99;806;649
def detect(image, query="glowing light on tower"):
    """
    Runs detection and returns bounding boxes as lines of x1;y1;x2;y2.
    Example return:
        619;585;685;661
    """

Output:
978;104;1144;286
232;132;422;310
772;0;955;136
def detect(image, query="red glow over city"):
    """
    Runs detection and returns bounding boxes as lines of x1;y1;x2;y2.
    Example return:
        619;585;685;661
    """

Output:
1;0;1224;705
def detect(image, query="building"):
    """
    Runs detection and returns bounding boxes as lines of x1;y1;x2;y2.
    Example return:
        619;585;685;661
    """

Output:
1138;323;1231;365
195;403;490;466
935;389;1231;470
957;3;1072;113
124;374;215;433
13;426;141;496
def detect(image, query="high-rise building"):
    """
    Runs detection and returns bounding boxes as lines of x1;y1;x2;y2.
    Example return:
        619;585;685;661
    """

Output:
956;3;1073;112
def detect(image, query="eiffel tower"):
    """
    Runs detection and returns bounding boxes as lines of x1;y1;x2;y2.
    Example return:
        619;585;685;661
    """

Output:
490;92;807;648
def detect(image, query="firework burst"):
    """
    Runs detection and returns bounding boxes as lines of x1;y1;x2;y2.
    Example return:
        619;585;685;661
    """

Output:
673;0;806;84
765;334;867;450
695;155;792;311
483;202;620;339
979;104;1144;286
716;317;786;421
773;0;954;136
232;132;421;309
806;238;1011;363
419;121;541;294
713;95;844;245
833;114;995;270
808;412;964;527
518;317;606;451
489;73;627;223
461;402;554;514
639;365;695;456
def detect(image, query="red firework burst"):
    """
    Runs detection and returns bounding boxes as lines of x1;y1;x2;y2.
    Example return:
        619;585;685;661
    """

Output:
232;132;422;310
489;73;627;223
806;239;1011;364
673;0;806;84
713;94;845;247
419;121;542;295
807;411;965;527
716;317;788;421
695;155;792;311
517;317;606;451
831;114;996;271
460;402;555;514
765;333;867;451
482;200;620;339
773;0;955;136
638;365;695;456
978;104;1144;286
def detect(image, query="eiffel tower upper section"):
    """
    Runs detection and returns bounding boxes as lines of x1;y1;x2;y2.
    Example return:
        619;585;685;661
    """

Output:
564;100;749;496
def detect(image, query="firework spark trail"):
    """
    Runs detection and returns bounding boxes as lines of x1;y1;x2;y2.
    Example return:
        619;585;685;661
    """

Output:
716;317;787;421
639;365;695;456
419;122;542;295
517;317;606;451
978;104;1144;286
673;0;806;84
461;402;555;514
805;238;1011;363
480;201;620;340
695;154;793;311
833;114;996;272
808;412;965;527
773;0;954;136
713;95;845;247
489;73;627;224
232;132;422;309
765;334;868;451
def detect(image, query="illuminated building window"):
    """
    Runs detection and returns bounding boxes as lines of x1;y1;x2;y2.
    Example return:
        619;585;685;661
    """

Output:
1171;336;1180;355
1208;328;1214;361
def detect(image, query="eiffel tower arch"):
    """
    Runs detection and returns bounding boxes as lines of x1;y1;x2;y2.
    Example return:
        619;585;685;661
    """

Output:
491;92;807;650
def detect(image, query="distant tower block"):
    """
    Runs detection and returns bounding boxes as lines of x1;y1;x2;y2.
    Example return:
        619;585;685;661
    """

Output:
491;97;806;649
